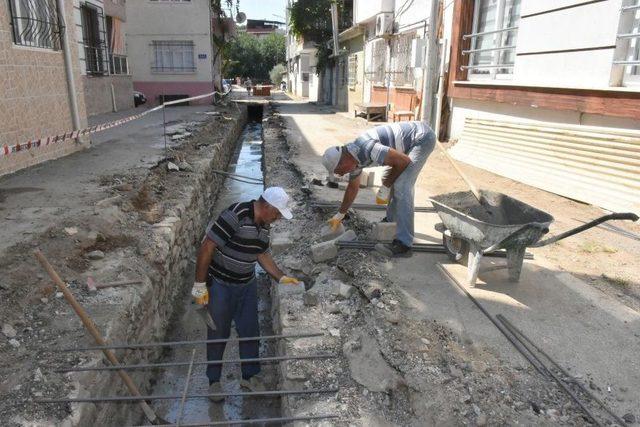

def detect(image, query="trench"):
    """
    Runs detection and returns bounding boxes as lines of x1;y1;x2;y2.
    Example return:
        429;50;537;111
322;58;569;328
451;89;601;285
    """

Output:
145;104;281;424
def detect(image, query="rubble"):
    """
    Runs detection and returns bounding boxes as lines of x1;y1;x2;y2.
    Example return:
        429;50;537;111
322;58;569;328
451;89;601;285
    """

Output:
2;323;17;338
86;250;105;260
343;332;403;392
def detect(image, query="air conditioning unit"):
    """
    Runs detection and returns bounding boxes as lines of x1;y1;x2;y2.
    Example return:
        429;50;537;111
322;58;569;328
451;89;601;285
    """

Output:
375;13;394;37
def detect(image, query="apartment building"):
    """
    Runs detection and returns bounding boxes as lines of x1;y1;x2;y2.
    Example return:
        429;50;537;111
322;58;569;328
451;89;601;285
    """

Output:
0;0;89;177
443;0;640;213
285;0;318;99
126;0;216;105
76;0;134;115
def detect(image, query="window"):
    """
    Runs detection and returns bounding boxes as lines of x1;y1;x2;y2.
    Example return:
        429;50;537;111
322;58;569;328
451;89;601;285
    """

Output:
348;53;358;89
615;0;640;86
7;0;61;50
463;0;521;79
152;41;196;73
81;2;108;75
390;32;415;87
368;38;387;85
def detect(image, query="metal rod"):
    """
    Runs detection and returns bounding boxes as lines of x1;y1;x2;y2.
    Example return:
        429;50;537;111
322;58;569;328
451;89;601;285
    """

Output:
616;33;640;40
211;169;263;182
531;213;638;247
176;349;196;427
436;264;549;375
496;315;626;427
54;354;337;373
36;388;339;404
462;45;515;55
311;202;435;213
613;59;640;65
495;315;604;427
463;26;518;39
338;242;534;259
461;63;514;70
135;414;340;427
621;4;640;11
58;332;323;352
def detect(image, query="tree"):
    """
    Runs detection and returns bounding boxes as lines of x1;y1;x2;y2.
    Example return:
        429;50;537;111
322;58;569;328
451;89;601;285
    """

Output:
269;64;286;85
225;32;286;81
210;0;241;90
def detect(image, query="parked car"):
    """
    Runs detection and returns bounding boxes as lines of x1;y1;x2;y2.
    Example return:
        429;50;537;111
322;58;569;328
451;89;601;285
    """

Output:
134;91;147;107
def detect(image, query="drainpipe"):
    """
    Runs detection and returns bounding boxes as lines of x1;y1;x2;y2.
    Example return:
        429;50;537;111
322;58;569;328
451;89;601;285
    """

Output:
421;0;441;127
56;0;81;130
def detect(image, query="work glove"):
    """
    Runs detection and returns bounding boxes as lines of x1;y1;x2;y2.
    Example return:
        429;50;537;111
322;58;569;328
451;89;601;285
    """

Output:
327;212;345;231
376;185;391;205
279;276;301;285
191;281;208;305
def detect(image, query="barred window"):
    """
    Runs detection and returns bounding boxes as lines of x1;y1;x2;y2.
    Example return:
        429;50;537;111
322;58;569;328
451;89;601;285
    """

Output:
81;2;108;75
7;0;61;50
390;33;415;87
615;0;640;86
368;38;387;85
348;53;358;89
152;41;196;73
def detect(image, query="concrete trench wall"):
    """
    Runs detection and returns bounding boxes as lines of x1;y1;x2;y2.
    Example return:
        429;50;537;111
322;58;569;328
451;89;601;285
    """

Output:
67;106;248;426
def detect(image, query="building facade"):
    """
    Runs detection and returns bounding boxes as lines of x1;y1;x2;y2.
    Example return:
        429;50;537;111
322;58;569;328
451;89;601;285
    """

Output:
246;19;282;38
76;0;134;115
126;0;216;105
0;0;89;177
285;0;317;99
443;0;640;213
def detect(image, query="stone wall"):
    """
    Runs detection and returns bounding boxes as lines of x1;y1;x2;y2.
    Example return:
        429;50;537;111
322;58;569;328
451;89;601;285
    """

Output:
0;0;89;177
68;107;248;426
83;74;134;116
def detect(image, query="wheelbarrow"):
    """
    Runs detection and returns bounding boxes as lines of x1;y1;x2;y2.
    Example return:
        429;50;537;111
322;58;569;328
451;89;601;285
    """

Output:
429;190;639;286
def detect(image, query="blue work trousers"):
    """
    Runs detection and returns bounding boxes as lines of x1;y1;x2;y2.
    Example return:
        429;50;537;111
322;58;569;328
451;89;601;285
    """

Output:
206;276;260;384
386;129;436;246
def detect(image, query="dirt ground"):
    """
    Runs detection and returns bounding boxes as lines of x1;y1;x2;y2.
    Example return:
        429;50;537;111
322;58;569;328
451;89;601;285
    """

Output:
265;96;639;426
0;101;242;425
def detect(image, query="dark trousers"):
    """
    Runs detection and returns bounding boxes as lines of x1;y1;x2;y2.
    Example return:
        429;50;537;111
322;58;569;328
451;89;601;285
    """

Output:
206;276;260;384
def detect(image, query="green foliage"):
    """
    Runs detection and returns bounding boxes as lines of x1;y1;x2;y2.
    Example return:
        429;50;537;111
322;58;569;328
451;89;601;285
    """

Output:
225;32;286;81
288;0;346;73
269;63;287;85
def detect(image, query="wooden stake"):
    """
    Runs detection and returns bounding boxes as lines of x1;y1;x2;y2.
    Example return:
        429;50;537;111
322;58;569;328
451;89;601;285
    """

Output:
34;250;161;425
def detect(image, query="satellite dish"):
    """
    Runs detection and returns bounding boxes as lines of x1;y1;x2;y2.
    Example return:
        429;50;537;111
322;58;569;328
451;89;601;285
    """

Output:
236;12;246;24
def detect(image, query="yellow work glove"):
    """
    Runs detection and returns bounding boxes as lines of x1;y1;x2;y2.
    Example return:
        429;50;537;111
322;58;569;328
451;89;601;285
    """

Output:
191;282;208;305
279;276;300;285
376;185;391;205
327;212;345;231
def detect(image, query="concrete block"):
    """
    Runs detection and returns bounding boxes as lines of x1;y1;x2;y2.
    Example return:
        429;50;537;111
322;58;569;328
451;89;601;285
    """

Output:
271;234;293;255
278;281;305;296
373;222;397;242
333;281;355;299
338;181;348;190
336;229;357;243
366;170;376;187
359;171;369;188
320;223;345;242
311;240;338;263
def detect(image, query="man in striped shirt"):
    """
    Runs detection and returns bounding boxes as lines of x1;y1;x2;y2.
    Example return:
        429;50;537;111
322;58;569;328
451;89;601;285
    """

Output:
191;187;300;401
322;121;436;257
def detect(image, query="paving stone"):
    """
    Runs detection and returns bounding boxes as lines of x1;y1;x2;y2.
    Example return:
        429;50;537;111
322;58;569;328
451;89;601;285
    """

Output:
373;222;397;242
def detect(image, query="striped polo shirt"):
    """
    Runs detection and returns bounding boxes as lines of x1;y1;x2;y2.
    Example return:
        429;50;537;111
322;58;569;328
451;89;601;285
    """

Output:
205;200;270;284
345;121;432;179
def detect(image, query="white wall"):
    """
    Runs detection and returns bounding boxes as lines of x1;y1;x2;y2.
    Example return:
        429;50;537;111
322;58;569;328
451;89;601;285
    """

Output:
394;0;429;31
354;0;394;24
126;0;213;83
513;0;621;88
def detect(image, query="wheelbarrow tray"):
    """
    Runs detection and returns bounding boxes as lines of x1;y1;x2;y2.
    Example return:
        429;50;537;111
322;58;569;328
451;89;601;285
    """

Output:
429;190;554;251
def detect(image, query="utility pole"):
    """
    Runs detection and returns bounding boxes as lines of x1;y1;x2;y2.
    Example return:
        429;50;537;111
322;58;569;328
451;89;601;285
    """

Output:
421;0;441;127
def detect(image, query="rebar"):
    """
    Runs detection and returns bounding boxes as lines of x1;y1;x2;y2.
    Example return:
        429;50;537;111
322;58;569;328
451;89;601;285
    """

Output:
57;332;323;352
135;414;339;427
311;202;435;213
496;315;625;427
54;353;337;373
176;349;196;426
339;242;533;259
35;388;339;404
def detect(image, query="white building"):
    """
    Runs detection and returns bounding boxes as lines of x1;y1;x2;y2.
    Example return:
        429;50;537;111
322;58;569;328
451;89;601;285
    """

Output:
285;0;318;99
442;0;640;214
126;0;217;105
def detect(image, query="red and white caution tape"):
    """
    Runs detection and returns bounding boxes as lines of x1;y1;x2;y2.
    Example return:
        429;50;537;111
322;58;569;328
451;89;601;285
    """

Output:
1;89;228;159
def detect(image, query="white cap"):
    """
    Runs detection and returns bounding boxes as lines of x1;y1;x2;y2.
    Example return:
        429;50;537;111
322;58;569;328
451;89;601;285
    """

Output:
322;146;342;174
261;187;293;219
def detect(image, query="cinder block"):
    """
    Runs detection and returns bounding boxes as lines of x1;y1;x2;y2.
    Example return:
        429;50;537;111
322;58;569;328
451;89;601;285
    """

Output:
373;222;397;242
366;170;376;187
359;171;369;188
311;240;338;263
320;223;345;242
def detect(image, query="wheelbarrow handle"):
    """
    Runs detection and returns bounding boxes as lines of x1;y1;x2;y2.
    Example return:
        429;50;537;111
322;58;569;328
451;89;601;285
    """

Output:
530;212;639;247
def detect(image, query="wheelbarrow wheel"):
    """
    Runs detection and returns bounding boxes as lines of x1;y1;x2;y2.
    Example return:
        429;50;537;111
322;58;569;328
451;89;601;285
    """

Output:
442;234;469;266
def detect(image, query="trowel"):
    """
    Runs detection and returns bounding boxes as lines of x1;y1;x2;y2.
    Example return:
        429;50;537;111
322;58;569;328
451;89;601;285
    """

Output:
193;304;217;331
